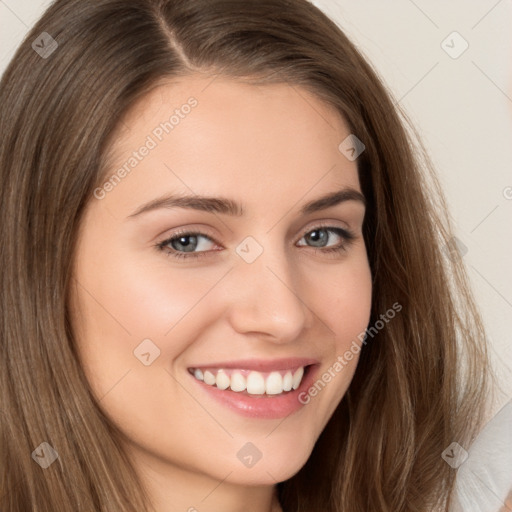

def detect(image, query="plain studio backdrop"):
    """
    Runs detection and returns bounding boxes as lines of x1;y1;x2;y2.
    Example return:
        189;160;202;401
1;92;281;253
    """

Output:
1;5;511;502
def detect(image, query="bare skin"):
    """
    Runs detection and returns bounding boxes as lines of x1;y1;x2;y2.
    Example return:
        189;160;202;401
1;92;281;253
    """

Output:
69;74;372;512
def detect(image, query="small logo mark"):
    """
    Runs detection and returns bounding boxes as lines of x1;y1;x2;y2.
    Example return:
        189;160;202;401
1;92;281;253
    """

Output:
32;442;59;469
236;236;264;263
441;441;468;468
443;236;468;261
134;338;161;366
236;442;262;468
32;32;58;59
338;134;365;161
441;31;469;59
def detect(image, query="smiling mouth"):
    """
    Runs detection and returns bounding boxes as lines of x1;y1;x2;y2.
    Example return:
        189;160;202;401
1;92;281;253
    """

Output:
187;365;311;396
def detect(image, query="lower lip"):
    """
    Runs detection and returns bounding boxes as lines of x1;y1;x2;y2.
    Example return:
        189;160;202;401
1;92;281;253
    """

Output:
188;365;320;419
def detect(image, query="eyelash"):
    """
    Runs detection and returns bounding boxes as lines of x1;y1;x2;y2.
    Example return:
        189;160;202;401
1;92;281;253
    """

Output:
156;223;356;261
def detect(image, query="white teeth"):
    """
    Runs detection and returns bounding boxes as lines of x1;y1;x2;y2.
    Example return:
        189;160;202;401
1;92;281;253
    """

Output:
246;371;266;395
230;372;246;392
265;371;283;395
292;367;304;390
203;370;216;386
190;366;307;395
215;370;230;390
282;371;293;392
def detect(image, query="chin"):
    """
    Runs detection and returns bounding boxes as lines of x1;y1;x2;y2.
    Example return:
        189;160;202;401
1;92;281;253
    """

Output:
218;436;316;486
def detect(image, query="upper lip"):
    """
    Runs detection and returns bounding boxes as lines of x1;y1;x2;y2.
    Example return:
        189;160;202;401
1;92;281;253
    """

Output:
188;357;320;372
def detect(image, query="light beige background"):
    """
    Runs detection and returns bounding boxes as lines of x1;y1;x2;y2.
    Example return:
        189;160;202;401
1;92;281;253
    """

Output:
1;0;511;414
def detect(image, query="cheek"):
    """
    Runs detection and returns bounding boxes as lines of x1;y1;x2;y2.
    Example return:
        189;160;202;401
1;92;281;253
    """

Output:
298;256;372;412
307;253;372;344
333;261;372;374
334;264;372;345
70;240;218;402
74;245;219;347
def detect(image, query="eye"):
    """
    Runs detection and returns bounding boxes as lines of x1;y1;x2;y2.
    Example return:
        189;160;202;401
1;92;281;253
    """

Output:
156;224;356;261
156;230;219;260
296;225;355;255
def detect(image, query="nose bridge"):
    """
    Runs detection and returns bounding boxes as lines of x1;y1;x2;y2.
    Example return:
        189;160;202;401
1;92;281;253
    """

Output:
226;234;312;340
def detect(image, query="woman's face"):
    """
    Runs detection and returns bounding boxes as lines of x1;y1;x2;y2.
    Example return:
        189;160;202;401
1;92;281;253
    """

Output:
70;74;372;496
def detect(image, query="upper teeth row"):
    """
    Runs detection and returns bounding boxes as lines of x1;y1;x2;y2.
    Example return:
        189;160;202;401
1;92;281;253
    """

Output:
191;367;305;395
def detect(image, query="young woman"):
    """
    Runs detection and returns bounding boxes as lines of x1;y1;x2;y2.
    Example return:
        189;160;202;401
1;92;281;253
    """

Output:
0;0;494;510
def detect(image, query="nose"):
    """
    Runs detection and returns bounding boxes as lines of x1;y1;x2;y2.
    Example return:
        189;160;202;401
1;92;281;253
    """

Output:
225;240;314;343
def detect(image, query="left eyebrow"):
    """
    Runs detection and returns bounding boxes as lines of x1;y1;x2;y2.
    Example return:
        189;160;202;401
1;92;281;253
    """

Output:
300;188;366;214
127;187;366;219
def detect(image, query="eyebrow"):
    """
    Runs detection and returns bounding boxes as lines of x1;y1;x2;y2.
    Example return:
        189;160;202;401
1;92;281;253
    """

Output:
127;187;366;219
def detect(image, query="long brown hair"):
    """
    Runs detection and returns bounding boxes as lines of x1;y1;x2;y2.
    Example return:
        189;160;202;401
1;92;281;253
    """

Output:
0;0;494;510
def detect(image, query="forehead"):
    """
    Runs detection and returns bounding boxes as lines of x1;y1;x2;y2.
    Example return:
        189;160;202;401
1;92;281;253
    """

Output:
100;74;361;212
118;73;348;135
